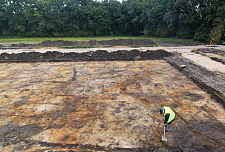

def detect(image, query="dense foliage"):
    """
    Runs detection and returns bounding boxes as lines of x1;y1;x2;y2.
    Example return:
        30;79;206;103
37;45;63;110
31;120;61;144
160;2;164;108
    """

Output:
0;0;224;43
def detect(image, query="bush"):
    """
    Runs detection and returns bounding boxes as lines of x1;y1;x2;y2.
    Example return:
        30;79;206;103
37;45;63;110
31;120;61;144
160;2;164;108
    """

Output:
210;24;224;44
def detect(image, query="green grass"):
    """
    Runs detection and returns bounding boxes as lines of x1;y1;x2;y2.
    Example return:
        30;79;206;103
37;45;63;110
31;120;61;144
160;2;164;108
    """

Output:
0;36;194;44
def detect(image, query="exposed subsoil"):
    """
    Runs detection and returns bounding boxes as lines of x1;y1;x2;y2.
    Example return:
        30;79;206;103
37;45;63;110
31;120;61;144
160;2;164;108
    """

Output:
196;48;225;65
1;60;225;152
0;39;225;151
165;54;225;107
155;41;207;47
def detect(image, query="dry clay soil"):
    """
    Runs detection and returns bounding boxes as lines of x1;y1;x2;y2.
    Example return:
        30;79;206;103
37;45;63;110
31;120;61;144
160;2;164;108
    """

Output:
0;40;225;152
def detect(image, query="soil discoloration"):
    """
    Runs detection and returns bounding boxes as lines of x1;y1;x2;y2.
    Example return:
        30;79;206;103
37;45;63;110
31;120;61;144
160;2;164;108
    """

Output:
0;40;225;151
196;48;225;65
165;54;225;107
0;59;225;151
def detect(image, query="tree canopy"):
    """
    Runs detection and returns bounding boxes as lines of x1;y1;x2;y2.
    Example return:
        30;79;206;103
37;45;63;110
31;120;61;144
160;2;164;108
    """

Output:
0;0;224;43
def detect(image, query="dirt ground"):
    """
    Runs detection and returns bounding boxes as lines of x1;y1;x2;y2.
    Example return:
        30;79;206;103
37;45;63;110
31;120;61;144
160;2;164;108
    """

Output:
182;52;225;77
155;41;206;47
0;60;225;152
0;39;206;49
0;50;172;62
0;39;156;49
196;48;225;65
0;40;225;151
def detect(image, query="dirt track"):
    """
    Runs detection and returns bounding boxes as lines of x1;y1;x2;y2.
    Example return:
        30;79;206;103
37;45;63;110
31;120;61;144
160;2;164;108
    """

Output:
0;40;225;151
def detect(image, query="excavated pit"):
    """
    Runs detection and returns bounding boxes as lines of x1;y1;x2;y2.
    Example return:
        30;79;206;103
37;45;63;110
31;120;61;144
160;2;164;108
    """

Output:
0;49;225;152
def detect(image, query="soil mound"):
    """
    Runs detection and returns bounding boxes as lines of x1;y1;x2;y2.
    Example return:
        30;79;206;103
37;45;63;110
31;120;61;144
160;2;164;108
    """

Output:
96;39;156;46
0;39;208;48
36;39;156;47
36;40;90;47
198;48;225;55
0;39;156;48
156;41;207;47
0;49;172;62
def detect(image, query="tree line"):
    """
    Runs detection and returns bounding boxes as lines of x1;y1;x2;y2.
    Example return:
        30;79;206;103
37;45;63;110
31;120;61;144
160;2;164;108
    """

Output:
0;0;224;43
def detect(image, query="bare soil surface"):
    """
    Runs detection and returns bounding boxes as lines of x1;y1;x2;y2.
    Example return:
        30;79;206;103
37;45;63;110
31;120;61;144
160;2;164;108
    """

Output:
182;53;225;78
0;39;206;49
165;54;225;107
155;41;207;47
0;60;225;152
0;50;171;62
0;39;156;49
1;39;225;151
196;48;225;65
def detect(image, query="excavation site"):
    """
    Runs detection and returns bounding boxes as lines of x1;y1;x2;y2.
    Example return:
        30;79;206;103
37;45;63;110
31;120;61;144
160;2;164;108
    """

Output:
0;40;225;152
